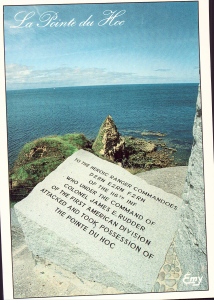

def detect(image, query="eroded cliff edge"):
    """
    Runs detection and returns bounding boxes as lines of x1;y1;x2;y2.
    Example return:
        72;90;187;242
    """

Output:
9;115;177;201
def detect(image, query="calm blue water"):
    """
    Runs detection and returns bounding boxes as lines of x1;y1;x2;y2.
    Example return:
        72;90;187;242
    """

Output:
6;84;198;168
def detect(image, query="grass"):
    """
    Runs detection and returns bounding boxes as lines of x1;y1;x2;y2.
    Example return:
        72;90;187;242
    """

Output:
14;133;88;167
10;133;89;201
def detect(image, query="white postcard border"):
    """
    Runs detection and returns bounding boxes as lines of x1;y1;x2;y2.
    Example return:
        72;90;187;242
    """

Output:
0;0;213;299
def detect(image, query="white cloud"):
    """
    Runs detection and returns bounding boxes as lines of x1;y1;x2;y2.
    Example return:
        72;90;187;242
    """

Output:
6;64;33;83
5;63;195;90
155;69;171;72
6;63;164;89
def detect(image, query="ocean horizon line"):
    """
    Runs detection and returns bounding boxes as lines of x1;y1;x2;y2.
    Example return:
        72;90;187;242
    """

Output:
6;82;199;92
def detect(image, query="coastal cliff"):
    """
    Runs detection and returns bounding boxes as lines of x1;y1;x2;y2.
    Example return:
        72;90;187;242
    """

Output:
9;116;177;201
9;133;91;201
92;115;125;161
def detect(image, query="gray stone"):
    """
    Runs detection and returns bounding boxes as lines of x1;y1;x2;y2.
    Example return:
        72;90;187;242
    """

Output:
160;284;165;292
167;247;174;255
175;260;179;266
158;271;165;281
136;166;187;198
153;282;160;292
166;254;174;264
14;149;183;293
173;273;180;279
165;279;176;287
163;264;171;273
175;85;208;291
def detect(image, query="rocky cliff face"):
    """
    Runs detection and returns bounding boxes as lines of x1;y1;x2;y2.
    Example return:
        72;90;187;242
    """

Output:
10;116;177;202
175;85;208;290
92;115;176;169
92;115;125;162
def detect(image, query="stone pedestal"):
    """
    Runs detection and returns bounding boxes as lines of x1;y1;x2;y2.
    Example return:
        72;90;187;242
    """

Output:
175;85;208;291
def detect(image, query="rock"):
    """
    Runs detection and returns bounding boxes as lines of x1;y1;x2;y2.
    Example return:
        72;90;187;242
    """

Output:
92;115;125;162
153;282;160;292
165;279;176;287
167;247;174;255
123;136;176;170
158;272;165;281
175;85;208;290
141;131;166;137
125;137;156;153
165;254;175;264
92;116;176;170
160;284;165;292
163;264;171;273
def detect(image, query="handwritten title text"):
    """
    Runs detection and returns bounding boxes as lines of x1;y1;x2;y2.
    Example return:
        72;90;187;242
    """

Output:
10;10;126;28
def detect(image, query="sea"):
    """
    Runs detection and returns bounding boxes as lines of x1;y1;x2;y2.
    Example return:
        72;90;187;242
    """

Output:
6;83;199;169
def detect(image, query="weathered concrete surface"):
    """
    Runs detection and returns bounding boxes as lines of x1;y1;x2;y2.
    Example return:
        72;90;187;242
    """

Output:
11;225;121;298
14;150;183;293
11;166;187;298
136;166;187;198
175;86;208;291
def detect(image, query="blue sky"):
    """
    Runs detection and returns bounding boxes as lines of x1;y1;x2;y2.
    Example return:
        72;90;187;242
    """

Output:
4;2;199;89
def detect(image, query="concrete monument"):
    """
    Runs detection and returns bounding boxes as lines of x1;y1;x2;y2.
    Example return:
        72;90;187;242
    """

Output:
15;149;183;292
